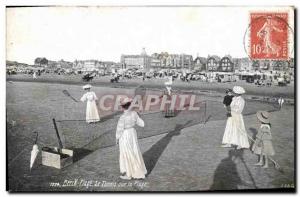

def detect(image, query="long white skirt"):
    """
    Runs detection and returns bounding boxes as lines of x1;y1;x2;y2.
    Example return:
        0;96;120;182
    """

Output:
86;100;100;123
222;112;250;148
119;128;147;179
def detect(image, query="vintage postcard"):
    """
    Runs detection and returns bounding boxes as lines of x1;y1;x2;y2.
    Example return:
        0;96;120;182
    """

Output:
6;6;295;192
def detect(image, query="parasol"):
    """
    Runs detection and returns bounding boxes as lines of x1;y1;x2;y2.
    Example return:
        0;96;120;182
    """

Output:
30;132;39;170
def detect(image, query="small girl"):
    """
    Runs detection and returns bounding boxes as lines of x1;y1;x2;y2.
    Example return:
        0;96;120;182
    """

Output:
252;111;275;168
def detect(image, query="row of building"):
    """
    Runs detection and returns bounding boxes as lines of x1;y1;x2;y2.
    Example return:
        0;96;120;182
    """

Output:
121;48;194;70
7;48;294;75
33;58;115;74
120;48;294;73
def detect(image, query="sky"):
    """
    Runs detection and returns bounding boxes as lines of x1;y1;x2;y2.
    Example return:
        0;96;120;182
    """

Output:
6;6;294;64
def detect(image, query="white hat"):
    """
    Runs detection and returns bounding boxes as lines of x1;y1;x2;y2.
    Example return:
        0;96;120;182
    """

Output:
120;97;133;105
233;86;245;94
82;84;92;90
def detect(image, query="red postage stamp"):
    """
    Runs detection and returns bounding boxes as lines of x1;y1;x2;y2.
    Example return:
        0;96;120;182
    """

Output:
250;13;288;60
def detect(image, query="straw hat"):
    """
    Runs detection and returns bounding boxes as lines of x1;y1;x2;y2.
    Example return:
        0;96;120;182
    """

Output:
256;111;270;124
83;84;92;90
233;86;245;94
120;97;133;106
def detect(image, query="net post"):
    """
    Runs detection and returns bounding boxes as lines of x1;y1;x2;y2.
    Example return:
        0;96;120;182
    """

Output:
52;118;63;149
204;101;207;123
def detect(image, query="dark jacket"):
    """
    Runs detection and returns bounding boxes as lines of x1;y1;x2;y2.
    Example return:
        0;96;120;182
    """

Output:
223;95;234;106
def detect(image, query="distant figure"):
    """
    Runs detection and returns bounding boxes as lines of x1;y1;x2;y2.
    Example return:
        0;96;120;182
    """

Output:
222;86;250;149
80;84;100;123
223;89;234;117
116;97;147;180
164;76;173;96
110;73;119;83
186;74;191;82
278;97;284;110
252;111;275;168
82;73;94;82
33;72;37;79
266;79;272;87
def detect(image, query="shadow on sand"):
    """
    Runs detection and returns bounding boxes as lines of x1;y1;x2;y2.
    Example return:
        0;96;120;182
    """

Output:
71;119;194;165
249;127;258;149
73;148;93;162
99;111;122;123
210;149;242;190
210;149;256;190
143;120;192;176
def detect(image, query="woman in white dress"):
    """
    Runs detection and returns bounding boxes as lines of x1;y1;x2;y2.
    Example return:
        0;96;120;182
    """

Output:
116;97;147;180
278;97;284;110
80;84;100;123
222;86;250;149
164;76;173;96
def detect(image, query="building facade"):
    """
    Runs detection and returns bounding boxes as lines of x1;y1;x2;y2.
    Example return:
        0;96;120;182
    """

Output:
120;55;151;70
206;55;235;72
34;57;48;67
121;48;152;70
251;59;292;72
150;52;193;69
121;49;194;70
206;55;221;71
73;59;109;74
220;56;234;72
193;56;207;71
56;59;73;69
233;58;252;71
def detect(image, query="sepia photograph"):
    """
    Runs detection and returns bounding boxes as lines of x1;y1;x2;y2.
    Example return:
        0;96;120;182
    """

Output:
5;5;295;192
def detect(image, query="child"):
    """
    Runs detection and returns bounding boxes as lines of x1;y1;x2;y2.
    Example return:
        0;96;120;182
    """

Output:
252;111;275;168
223;89;234;117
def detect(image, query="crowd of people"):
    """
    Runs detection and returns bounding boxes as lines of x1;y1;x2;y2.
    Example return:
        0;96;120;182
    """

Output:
6;65;293;88
108;69;292;87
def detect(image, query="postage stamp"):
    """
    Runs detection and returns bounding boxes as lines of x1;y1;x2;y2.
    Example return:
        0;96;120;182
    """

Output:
250;13;289;60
